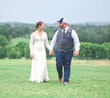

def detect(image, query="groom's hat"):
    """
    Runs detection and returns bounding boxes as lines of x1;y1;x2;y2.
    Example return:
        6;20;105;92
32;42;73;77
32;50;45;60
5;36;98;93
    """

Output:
57;18;67;23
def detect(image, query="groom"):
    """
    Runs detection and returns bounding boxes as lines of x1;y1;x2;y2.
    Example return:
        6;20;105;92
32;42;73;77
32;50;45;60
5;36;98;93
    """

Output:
49;18;80;85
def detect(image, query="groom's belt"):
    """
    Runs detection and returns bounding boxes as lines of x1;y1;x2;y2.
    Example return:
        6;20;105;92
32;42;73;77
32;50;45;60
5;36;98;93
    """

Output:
57;49;73;53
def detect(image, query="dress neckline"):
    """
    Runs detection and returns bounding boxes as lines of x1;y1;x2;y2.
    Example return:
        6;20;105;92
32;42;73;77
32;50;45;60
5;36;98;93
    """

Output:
35;31;44;38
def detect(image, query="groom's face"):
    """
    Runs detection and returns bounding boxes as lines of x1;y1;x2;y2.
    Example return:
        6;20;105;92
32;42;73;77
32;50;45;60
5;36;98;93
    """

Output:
59;22;64;28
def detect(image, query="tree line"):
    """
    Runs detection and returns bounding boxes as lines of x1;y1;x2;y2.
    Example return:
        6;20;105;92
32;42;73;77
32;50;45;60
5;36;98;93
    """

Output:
0;23;110;59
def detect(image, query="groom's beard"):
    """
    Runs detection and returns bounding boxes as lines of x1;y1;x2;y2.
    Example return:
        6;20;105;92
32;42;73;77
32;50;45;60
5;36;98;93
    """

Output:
60;26;63;29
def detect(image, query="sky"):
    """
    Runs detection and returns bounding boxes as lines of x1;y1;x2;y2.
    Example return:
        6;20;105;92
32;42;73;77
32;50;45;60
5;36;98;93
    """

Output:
0;0;110;24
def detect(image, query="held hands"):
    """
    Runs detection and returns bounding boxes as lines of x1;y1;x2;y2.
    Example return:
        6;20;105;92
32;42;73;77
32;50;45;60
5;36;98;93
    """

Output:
73;50;79;56
49;50;79;56
49;51;54;56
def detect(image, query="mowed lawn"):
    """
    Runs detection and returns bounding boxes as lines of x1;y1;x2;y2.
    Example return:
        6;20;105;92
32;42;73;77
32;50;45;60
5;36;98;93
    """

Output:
0;59;110;98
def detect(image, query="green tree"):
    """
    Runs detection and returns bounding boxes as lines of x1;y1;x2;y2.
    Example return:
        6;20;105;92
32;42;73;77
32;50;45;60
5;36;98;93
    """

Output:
0;46;7;58
0;35;8;58
8;46;22;59
0;35;8;46
23;43;30;58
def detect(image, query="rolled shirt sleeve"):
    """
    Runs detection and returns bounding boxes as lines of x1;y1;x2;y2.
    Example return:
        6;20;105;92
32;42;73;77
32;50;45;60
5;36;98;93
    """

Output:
71;29;80;51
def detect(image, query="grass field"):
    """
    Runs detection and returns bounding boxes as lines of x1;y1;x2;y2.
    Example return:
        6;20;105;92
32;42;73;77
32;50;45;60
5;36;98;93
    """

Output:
0;59;110;98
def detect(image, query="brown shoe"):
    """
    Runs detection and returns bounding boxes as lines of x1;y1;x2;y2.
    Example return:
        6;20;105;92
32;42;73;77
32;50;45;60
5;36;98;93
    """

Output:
58;78;62;83
64;82;69;85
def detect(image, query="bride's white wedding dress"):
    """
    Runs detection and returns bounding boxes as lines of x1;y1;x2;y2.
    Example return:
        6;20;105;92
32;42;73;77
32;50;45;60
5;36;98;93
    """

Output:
29;31;50;83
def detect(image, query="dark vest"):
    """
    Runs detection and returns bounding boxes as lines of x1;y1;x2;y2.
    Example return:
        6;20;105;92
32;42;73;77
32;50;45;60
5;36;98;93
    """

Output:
56;28;73;52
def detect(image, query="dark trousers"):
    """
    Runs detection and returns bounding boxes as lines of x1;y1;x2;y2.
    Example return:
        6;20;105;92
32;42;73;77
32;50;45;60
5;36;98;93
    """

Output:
56;50;73;82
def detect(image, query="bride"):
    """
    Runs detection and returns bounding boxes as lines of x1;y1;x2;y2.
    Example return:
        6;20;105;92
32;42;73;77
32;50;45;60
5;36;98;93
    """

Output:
29;21;50;83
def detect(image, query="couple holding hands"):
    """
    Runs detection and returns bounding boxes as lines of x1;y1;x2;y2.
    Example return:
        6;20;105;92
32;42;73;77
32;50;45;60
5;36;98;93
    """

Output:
29;18;80;85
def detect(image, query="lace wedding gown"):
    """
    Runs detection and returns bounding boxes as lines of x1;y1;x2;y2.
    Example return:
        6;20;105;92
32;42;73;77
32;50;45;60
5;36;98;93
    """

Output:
29;31;50;83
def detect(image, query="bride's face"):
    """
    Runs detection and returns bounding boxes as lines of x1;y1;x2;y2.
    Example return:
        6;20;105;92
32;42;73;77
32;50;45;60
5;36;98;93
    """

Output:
39;23;45;31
